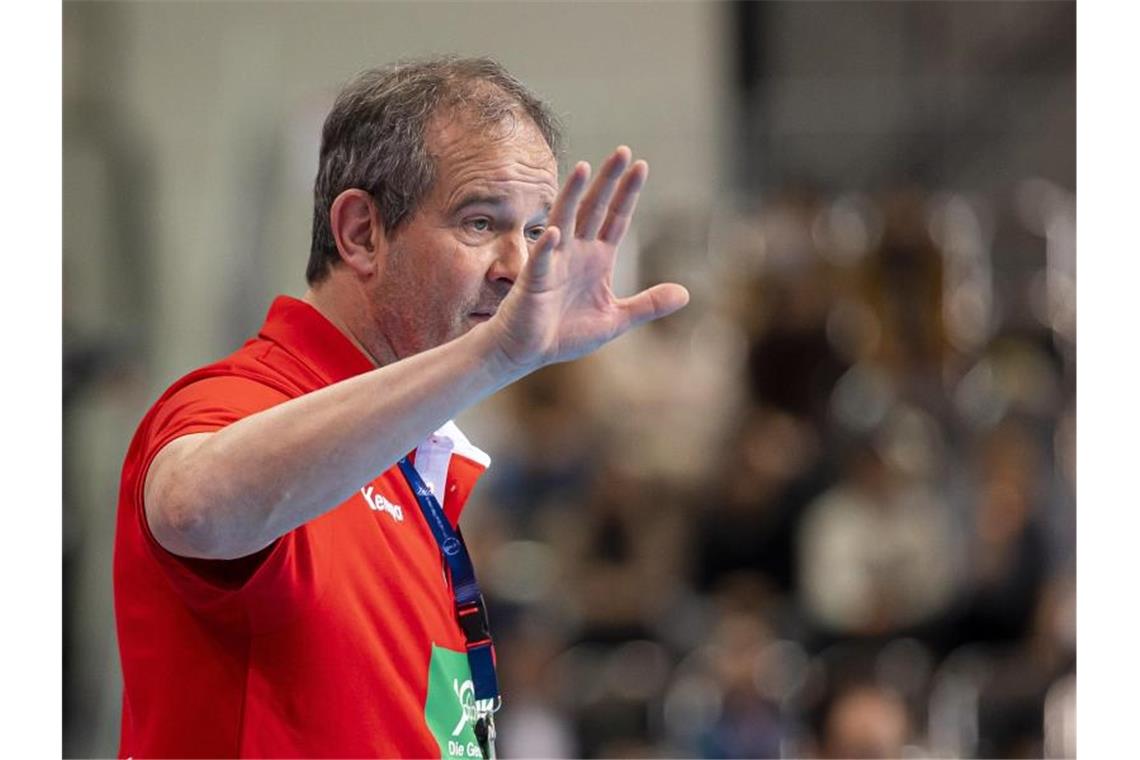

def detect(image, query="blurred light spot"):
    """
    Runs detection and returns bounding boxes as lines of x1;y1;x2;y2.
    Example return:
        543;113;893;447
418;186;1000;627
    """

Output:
1046;270;1076;343
928;194;984;252
1015;177;1067;237
1042;188;1076;348
753;639;810;705
953;359;1007;430
663;672;723;740
931;194;994;354
878;405;943;478
927;672;980;759
811;195;881;267
830;363;893;433
926;649;989;758
1043;673;1076;759
945;282;991;352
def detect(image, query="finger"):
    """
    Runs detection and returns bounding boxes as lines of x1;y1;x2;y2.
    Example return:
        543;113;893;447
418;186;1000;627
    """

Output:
519;225;560;291
598;160;648;244
547;162;590;239
575;146;631;240
617;282;690;331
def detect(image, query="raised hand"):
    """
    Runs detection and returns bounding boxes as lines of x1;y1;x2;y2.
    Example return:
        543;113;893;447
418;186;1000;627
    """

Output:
488;146;690;372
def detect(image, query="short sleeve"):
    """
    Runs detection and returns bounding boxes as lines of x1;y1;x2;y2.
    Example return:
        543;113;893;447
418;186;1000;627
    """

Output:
147;375;289;451
135;376;302;615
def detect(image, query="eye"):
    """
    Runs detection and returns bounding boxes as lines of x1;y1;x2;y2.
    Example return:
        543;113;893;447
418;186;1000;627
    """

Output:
525;225;546;242
464;217;493;234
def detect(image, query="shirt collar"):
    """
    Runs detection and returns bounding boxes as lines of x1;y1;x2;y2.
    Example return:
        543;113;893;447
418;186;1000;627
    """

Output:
257;295;376;385
427;420;492;468
256;295;490;468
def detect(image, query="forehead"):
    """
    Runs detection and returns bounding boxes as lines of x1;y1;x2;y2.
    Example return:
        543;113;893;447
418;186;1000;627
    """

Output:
425;110;558;211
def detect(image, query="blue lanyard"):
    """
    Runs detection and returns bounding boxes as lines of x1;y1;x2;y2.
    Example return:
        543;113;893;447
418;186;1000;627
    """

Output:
396;456;500;706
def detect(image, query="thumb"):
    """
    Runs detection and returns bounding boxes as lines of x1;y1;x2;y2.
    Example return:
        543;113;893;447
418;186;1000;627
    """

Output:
617;282;690;331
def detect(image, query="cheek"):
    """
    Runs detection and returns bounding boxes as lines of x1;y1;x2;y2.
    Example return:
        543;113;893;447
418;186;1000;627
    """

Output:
439;255;490;299
393;234;490;315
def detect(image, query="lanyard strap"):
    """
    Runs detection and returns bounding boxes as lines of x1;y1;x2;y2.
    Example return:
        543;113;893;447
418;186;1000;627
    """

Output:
396;456;500;707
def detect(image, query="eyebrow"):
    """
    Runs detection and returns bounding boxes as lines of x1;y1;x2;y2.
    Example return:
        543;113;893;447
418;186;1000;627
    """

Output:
448;192;553;221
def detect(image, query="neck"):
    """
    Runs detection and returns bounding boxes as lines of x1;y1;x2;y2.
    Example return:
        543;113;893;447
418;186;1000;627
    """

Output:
303;277;398;368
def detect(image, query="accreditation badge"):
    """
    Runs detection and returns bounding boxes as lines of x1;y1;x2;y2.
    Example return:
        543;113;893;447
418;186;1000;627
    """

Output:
424;644;486;759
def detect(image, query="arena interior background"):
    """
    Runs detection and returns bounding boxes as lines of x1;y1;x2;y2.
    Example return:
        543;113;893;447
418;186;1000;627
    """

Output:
63;2;1075;757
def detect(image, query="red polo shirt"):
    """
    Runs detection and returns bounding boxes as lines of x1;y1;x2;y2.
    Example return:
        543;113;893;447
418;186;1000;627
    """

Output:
113;296;493;759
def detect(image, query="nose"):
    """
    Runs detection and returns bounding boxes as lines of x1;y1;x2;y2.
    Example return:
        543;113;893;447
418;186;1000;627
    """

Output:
486;231;530;287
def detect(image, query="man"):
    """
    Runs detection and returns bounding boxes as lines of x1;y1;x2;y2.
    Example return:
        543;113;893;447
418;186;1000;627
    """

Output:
112;56;688;759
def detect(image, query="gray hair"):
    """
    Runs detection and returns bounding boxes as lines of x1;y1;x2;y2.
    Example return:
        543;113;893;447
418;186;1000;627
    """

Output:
307;56;564;284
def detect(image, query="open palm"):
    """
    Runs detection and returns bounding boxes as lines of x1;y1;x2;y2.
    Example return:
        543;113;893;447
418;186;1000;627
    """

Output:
490;146;690;371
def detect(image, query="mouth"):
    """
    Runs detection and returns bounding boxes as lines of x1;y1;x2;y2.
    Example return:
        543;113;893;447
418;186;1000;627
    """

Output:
468;311;495;323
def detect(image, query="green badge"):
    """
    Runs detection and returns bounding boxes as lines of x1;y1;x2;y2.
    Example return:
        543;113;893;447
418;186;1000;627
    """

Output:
424;643;482;759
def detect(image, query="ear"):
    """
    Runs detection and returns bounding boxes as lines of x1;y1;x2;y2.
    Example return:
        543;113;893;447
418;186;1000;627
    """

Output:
329;189;385;277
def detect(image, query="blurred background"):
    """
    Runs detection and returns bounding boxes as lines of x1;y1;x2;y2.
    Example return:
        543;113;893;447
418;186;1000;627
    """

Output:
63;1;1075;757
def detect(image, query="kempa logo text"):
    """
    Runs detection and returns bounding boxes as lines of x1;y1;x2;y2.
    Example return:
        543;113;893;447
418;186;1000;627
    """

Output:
360;485;404;522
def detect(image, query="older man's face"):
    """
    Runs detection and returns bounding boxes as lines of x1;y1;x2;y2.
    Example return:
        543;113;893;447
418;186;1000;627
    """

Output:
369;112;559;360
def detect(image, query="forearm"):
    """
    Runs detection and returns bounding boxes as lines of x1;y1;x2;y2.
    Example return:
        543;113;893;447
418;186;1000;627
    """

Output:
150;323;526;560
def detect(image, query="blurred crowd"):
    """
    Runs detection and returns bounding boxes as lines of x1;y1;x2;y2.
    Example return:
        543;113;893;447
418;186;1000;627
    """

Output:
459;181;1076;759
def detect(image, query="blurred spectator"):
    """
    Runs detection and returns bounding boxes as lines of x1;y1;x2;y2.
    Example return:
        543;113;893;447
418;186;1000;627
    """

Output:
746;266;849;428
975;573;1076;758
742;194;850;429
495;617;578;759
698;611;785;759
797;431;961;639
819;683;910;759
860;191;948;395
953;417;1050;646
656;575;794;756
548;460;688;645
694;405;829;595
554;637;674;758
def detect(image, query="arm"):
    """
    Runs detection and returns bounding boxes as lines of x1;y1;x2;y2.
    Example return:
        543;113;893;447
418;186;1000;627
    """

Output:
145;148;689;561
145;324;524;560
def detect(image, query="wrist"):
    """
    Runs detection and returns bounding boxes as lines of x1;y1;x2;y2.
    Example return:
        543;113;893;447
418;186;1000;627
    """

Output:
464;320;538;389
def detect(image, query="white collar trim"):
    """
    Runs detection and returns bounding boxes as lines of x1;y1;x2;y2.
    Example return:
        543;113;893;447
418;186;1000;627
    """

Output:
412;421;490;503
426;420;491;468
